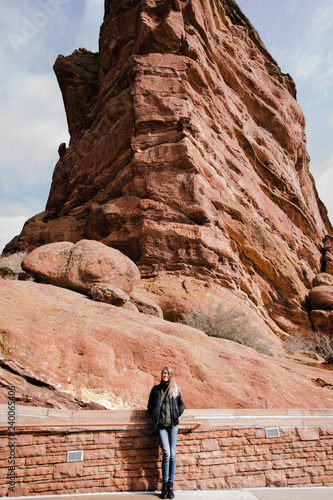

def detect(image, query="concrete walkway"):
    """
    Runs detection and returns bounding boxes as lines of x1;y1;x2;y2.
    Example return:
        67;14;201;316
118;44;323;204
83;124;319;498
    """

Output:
9;488;333;500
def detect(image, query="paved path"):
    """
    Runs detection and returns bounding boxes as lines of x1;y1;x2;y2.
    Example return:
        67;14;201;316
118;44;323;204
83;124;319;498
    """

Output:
11;488;333;500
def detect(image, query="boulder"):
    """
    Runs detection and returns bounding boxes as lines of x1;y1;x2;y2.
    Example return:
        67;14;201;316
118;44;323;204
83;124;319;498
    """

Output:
310;310;333;335
323;250;333;275
308;286;333;311
22;239;140;295
323;235;333;250
313;273;333;287
89;284;130;306
129;292;163;318
0;252;29;280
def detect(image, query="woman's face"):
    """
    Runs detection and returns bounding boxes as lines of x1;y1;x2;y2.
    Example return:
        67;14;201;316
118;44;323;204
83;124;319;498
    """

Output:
162;369;170;382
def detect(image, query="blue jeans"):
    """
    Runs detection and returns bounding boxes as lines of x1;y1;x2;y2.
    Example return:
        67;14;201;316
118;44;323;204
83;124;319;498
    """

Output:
157;425;179;483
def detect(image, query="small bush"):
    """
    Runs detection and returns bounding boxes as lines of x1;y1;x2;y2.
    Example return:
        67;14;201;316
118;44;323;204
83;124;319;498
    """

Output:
180;304;277;357
312;331;333;364
284;331;315;356
285;330;333;364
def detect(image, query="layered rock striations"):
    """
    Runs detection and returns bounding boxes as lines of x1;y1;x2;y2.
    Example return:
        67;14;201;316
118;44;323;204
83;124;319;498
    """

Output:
4;0;332;337
2;278;333;409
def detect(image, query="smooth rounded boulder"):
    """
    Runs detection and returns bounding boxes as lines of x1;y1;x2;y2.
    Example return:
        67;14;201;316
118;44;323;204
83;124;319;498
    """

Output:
313;273;333;287
22;239;140;294
308;286;333;311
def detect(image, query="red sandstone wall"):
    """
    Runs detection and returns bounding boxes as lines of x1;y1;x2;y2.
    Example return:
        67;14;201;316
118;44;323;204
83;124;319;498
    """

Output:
1;408;333;496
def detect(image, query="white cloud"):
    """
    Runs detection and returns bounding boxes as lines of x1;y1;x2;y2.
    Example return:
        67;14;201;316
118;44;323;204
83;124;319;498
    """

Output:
0;215;28;254
0;73;68;188
316;157;333;224
0;1;103;238
74;0;104;51
294;53;323;80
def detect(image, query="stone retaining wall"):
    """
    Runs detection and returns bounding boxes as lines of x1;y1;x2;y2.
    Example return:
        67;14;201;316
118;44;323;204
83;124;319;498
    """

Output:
1;407;333;496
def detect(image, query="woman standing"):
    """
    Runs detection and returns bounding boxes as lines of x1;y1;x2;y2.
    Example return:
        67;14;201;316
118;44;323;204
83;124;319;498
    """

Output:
148;366;185;499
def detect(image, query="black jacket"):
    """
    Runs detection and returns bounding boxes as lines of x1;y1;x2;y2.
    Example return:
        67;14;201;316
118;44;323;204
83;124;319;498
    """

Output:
148;384;185;427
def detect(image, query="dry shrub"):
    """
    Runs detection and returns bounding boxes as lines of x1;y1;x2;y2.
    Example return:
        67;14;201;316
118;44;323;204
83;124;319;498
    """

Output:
284;331;315;355
180;304;277;357
285;330;333;364
312;331;333;364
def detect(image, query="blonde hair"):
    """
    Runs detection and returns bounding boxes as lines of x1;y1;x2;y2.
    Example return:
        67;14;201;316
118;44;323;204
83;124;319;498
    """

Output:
161;366;180;398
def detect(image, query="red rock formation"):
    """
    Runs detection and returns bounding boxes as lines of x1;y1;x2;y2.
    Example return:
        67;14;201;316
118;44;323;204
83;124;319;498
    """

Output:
309;286;333;311
2;278;333;409
3;0;332;338
308;236;333;335
21;239;140;294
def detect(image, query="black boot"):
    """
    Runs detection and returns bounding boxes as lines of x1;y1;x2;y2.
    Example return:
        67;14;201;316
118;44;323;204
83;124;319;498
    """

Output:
167;481;174;499
161;482;168;499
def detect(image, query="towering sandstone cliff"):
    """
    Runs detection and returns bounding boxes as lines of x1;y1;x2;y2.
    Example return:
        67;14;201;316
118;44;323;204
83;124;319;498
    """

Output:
5;0;332;338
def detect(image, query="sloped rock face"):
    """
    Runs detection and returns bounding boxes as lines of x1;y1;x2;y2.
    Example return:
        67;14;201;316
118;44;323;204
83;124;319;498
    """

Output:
2;278;333;409
4;0;332;337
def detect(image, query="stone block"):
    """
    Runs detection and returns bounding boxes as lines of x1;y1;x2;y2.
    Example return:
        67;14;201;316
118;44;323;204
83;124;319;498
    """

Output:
231;429;255;437
179;444;201;453
197;456;233;466
173;479;197;490
84;448;115;460
65;432;94;442
225;475;248;489
256;417;304;428
16;434;34;446
244;473;267;488
133;436;156;449
196;477;227;489
115;448;154;459
313;451;328;460
6;482;30;497
226;448;244;457
93;432;116;444
118;438;134;448
285;467;305;478
208;418;255;428
273;458;308;469
223;436;248;447
297;428;320;441
312;474;333;484
287;476;312;485
54;462;84;478
243;444;270;456
16;444;46;458
100;476;132;487
210;463;237;478
47;408;72;420
304;466;325;477
132;476;157;491
236;460;273;473
265;469;287;487
321;427;333;435
201;439;219;451
177;454;197;466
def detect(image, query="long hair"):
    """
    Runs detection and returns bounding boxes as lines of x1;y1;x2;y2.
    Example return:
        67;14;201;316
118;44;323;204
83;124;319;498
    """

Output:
161;366;180;398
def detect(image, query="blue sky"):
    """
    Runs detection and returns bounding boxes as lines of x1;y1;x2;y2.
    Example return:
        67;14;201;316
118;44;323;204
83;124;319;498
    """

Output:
0;0;332;252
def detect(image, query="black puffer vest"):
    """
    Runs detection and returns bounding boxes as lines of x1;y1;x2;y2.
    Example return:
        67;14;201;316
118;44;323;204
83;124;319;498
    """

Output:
148;383;185;427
